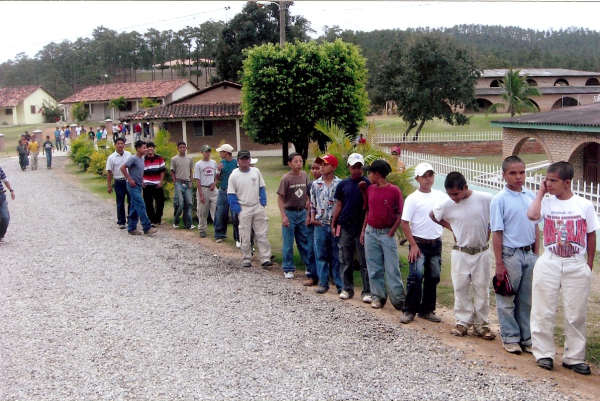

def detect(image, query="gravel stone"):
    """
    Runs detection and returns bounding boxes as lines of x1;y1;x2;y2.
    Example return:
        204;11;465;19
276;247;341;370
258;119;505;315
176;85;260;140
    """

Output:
0;157;572;400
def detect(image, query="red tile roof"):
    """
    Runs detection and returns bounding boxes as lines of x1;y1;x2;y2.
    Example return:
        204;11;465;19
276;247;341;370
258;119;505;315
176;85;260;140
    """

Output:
60;79;196;103
0;85;42;107
123;103;242;121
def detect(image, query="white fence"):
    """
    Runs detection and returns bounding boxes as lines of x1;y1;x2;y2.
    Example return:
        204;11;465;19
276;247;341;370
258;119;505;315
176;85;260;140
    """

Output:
400;150;600;216
376;131;502;144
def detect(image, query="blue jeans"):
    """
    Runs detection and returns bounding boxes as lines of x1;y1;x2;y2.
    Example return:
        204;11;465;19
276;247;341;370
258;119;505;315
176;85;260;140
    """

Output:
214;188;239;241
405;239;442;314
305;224;317;279
126;182;152;233
496;246;537;346
281;209;314;273
364;225;406;309
114;179;130;226
173;181;193;228
339;227;370;297
45;152;52;168
0;193;9;239
314;224;342;291
55;137;62;151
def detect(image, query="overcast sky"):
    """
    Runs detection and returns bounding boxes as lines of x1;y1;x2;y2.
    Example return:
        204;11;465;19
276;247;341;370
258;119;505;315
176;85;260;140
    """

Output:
1;1;599;63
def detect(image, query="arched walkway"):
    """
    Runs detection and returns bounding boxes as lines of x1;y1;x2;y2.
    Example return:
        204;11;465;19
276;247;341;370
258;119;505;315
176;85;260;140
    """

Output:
505;133;552;162
526;78;538;86
490;79;503;88
554;78;569;86
585;78;600;86
551;97;579;109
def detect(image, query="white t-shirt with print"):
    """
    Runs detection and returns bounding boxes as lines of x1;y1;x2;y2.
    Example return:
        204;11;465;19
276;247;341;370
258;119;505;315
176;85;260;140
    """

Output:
194;159;218;187
228;167;265;207
402;189;448;239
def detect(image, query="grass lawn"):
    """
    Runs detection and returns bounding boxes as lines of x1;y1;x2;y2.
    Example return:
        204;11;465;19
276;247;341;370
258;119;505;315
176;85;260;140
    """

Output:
362;113;511;135
0;123;57;158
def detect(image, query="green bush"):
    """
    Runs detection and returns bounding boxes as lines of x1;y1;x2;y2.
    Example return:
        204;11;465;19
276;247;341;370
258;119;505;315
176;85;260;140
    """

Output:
72;101;90;122
87;151;109;176
153;128;178;185
70;135;96;170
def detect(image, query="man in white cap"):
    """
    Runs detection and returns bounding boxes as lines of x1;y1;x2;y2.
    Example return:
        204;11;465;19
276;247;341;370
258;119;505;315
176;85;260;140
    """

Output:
194;145;218;238
214;144;239;244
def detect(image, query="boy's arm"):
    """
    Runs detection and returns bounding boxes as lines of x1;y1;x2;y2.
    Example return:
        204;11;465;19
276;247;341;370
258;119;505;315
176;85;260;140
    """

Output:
387;213;402;237
533;226;540;254
360;209;368;245
492;231;507;280
331;200;343;232
278;194;289;227
527;180;547;221
106;169;113;194
587;231;596;270
401;220;420;263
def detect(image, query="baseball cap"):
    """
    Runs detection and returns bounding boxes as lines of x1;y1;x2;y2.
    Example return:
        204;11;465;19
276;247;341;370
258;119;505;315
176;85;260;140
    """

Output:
414;162;435;177
201;145;211;152
391;146;401;154
237;150;251;160
347;153;365;166
315;155;339;169
32;129;43;134
216;144;234;153
363;160;392;178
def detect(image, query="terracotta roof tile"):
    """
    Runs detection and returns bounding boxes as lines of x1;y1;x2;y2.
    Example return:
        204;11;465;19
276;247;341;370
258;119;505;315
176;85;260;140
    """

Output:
122;103;242;121
0;85;41;107
61;79;195;104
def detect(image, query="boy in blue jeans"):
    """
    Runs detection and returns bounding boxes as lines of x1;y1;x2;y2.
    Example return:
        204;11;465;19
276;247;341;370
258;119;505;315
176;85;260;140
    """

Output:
277;153;314;280
303;160;322;286
361;160;406;310
310;155;342;294
332;153;372;303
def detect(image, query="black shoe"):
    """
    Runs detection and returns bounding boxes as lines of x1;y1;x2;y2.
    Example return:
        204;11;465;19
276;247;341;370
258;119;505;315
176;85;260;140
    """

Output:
537;358;553;371
261;260;273;268
562;362;591;375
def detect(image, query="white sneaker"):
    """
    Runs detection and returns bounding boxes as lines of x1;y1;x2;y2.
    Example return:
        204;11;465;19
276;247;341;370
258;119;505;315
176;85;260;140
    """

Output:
236;241;241;248
189;225;196;230
173;224;179;229
362;294;373;304
284;272;294;279
339;290;351;300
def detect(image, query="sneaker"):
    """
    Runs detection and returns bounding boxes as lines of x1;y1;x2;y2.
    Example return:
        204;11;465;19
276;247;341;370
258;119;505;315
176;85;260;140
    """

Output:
314;286;328;294
242;261;252;268
0;237;5;243
236;241;241;248
521;344;533;354
118;224;126;229
537;358;553;371
261;260;273;268
215;238;223;243
400;312;415;324
303;278;316;287
339;290;351;300
151;223;157;228
562;362;591;375
503;342;522;354
144;227;158;235
451;324;468;337
418;312;442;323
371;299;383;309
128;230;142;235
199;232;206;238
188;225;196;230
362;294;373;304
284;272;294;279
474;326;496;340
173;224;179;229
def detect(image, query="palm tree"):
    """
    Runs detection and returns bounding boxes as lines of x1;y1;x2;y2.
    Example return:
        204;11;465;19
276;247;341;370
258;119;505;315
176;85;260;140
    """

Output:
485;69;541;117
108;96;128;119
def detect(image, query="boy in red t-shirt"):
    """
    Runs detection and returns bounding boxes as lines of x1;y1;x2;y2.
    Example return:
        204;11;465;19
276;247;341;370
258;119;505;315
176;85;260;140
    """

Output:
360;160;406;310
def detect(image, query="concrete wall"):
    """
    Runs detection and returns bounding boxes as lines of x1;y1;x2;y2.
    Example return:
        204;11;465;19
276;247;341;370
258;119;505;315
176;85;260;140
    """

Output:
19;88;53;125
0;108;15;125
182;86;241;104
168;82;199;104
478;93;599;113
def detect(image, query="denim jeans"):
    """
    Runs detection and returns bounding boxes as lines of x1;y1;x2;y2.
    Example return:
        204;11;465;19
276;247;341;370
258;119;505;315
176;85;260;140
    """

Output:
305;224;317;279
173;181;193;228
496;246;537;346
45;152;52;168
339;227;370;297
314;224;342;291
126;182;152;233
55;138;62;151
405;239;442;314
364;225;406;309
114;179;130;226
214;188;239;241
0;193;10;239
281;209;314;274
143;184;165;225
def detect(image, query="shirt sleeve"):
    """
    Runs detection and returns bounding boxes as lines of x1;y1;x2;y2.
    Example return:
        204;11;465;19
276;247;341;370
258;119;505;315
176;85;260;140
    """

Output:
401;194;415;221
585;200;600;233
334;181;344;201
432;200;447;222
193;162;200;180
276;174;287;196
489;196;504;232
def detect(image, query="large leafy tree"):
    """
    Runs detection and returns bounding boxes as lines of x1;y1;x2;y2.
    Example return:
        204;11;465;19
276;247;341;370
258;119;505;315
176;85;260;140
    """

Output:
241;39;369;162
109;96;127;118
485;69;541;117
377;33;480;140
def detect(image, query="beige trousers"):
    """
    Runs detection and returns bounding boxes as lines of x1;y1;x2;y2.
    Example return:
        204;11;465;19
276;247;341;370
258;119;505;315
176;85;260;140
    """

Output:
238;203;271;264
197;186;218;234
451;249;492;329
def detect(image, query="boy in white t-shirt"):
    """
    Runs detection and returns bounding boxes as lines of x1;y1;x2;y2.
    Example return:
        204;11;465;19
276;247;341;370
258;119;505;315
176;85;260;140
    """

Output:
193;145;218;238
431;172;495;340
527;161;599;374
400;163;448;324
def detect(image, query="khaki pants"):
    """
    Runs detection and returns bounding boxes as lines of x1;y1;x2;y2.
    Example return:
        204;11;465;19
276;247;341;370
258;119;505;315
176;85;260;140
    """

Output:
197;186;218;234
31;151;38;170
238;203;271;264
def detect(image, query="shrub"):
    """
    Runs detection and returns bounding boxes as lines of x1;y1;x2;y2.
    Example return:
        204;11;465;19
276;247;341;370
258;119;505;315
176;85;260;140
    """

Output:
87;151;109;176
70;135;95;170
72;101;90;122
153;128;178;184
40;99;62;123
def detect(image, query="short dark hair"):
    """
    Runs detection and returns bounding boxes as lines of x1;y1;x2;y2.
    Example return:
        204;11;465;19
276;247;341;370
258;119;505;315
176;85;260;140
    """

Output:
114;137;125;144
146;141;155;148
177;142;186;147
547;161;574;181
288;152;302;162
445;172;467;190
502;155;524;172
134;140;145;150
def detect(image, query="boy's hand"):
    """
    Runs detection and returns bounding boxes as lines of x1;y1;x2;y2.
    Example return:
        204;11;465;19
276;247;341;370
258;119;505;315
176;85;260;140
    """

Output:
312;218;322;227
360;231;365;245
358;181;367;190
107;184;112;194
282;215;290;227
407;245;421;263
495;263;508;281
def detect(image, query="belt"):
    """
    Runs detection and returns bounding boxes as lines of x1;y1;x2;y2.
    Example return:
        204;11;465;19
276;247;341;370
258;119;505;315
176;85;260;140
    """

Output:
201;185;212;188
285;207;306;212
176;179;190;183
515;244;534;252
413;236;440;244
114;178;127;181
321;220;332;225
453;244;489;255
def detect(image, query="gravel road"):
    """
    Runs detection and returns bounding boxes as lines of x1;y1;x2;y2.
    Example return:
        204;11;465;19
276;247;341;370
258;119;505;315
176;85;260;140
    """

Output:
0;157;571;400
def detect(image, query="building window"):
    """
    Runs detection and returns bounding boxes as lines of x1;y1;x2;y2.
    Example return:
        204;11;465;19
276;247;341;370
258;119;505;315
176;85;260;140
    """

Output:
125;102;133;111
193;121;214;137
30;105;36;114
5;108;13;115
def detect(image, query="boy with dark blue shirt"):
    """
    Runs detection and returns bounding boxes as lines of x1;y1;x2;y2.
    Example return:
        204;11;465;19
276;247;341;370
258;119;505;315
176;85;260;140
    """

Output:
332;153;372;302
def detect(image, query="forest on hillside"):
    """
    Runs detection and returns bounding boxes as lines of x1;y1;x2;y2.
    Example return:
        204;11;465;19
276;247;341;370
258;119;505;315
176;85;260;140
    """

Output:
1;0;598;104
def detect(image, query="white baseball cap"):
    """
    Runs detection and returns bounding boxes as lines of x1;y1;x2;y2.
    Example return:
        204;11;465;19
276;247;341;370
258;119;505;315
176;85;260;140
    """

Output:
414;162;434;177
347;153;365;166
216;144;234;153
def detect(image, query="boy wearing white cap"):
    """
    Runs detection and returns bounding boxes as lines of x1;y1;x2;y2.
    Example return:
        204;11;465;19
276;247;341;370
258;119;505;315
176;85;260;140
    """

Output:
400;163;448;324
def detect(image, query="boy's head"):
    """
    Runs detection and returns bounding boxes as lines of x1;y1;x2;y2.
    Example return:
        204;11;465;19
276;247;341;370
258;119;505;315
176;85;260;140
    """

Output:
311;159;322;180
502;156;526;191
545;161;573;197
547;161;574;181
287;152;303;170
414;162;435;190
444;172;469;203
46;135;50;140
216;144;234;157
347;153;365;179
316;155;338;175
201;145;211;158
146;142;156;156
363;159;391;184
390;146;401;159
177;142;187;155
134;140;147;155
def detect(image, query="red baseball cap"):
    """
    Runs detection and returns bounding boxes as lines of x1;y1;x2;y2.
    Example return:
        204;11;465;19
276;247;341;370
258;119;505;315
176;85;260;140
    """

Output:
315;154;339;169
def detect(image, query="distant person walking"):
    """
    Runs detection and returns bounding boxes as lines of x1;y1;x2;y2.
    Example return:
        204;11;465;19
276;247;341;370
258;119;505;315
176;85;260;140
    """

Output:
214;144;239;244
105;137;131;229
42;136;53;169
0;166;16;243
194;145;218;238
142;142;166;227
28;134;40;170
170;142;195;230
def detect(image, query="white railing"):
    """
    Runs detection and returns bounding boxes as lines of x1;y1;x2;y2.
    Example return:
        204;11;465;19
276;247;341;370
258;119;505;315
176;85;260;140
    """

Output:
376;131;502;144
399;150;600;216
